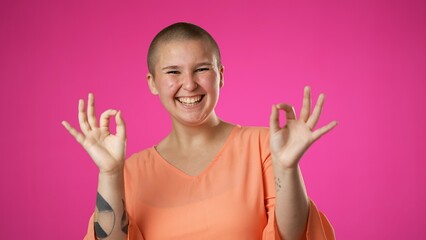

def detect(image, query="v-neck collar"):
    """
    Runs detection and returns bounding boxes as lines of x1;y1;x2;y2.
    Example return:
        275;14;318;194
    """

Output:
151;125;241;179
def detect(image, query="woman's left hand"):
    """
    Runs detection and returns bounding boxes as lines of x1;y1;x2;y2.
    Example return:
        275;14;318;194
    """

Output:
269;86;338;170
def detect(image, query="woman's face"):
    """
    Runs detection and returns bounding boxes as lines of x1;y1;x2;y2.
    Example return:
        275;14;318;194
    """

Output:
147;39;224;127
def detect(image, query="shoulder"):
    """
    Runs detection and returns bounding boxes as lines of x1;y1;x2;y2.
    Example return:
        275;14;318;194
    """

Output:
233;125;270;153
234;125;270;141
125;147;157;169
123;147;160;185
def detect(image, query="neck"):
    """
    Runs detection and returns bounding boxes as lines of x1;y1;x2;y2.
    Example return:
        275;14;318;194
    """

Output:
167;113;226;149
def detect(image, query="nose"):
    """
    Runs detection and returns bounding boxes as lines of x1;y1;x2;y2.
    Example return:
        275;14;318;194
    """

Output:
181;74;198;91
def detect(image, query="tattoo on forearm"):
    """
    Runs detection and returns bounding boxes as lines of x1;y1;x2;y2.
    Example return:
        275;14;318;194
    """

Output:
275;177;282;192
121;199;129;234
94;192;115;239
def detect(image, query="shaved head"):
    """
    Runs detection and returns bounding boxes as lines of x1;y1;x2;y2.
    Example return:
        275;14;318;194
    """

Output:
147;22;221;74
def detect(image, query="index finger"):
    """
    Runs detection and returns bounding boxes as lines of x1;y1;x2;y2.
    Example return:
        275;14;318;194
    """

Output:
99;109;118;133
270;105;280;133
276;103;297;120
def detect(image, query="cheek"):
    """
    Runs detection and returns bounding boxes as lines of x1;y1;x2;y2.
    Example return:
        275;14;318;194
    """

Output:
167;81;179;92
158;78;180;95
199;73;220;90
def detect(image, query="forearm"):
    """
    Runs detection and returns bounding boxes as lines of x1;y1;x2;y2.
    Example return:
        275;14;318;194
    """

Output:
94;171;128;240
273;164;309;240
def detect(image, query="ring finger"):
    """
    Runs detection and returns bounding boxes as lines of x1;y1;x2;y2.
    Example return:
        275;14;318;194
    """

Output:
78;99;91;134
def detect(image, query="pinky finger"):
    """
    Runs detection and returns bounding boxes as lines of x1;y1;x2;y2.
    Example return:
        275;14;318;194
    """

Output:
312;121;338;142
62;121;85;144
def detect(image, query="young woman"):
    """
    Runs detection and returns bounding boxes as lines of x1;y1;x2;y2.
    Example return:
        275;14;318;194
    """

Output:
62;22;337;240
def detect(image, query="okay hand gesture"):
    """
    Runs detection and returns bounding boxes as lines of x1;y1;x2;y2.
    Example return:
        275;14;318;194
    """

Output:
62;93;127;175
269;86;337;170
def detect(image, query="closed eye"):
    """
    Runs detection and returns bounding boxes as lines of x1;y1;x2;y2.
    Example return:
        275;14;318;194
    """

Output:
166;70;180;74
196;68;209;72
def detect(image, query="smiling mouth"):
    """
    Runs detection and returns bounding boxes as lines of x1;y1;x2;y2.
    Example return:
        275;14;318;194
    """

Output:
176;95;205;106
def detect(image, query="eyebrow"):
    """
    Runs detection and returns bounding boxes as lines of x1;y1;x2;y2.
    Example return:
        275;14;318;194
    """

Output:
161;62;213;71
195;62;213;68
161;65;179;71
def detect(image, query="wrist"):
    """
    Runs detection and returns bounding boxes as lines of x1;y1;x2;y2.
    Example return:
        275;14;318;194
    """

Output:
98;169;125;189
273;165;300;177
272;155;300;171
99;166;124;178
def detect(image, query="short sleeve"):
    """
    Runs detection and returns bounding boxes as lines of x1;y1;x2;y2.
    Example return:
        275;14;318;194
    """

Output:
304;200;336;239
83;154;145;240
260;130;282;240
260;128;335;240
83;213;144;240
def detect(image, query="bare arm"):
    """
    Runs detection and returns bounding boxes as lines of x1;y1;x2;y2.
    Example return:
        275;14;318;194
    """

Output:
269;86;337;240
273;166;309;240
62;93;128;240
94;172;128;239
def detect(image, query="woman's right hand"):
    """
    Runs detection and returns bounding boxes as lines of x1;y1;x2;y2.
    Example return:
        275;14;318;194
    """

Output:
62;93;127;175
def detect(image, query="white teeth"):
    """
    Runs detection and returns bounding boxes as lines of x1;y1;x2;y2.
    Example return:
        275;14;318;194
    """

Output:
177;96;202;104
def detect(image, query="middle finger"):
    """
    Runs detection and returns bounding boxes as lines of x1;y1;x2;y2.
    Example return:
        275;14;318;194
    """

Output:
306;93;325;129
87;93;98;128
300;86;311;122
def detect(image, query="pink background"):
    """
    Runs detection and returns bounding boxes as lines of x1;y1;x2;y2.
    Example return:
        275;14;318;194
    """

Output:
1;0;425;239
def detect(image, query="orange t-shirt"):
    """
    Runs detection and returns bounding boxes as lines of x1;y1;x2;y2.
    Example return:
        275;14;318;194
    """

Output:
85;126;335;239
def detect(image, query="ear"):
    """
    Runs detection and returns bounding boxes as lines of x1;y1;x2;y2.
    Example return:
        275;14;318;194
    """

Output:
219;65;224;88
147;73;159;95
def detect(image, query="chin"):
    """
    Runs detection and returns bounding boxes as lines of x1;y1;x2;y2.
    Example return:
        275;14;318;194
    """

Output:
173;111;218;127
